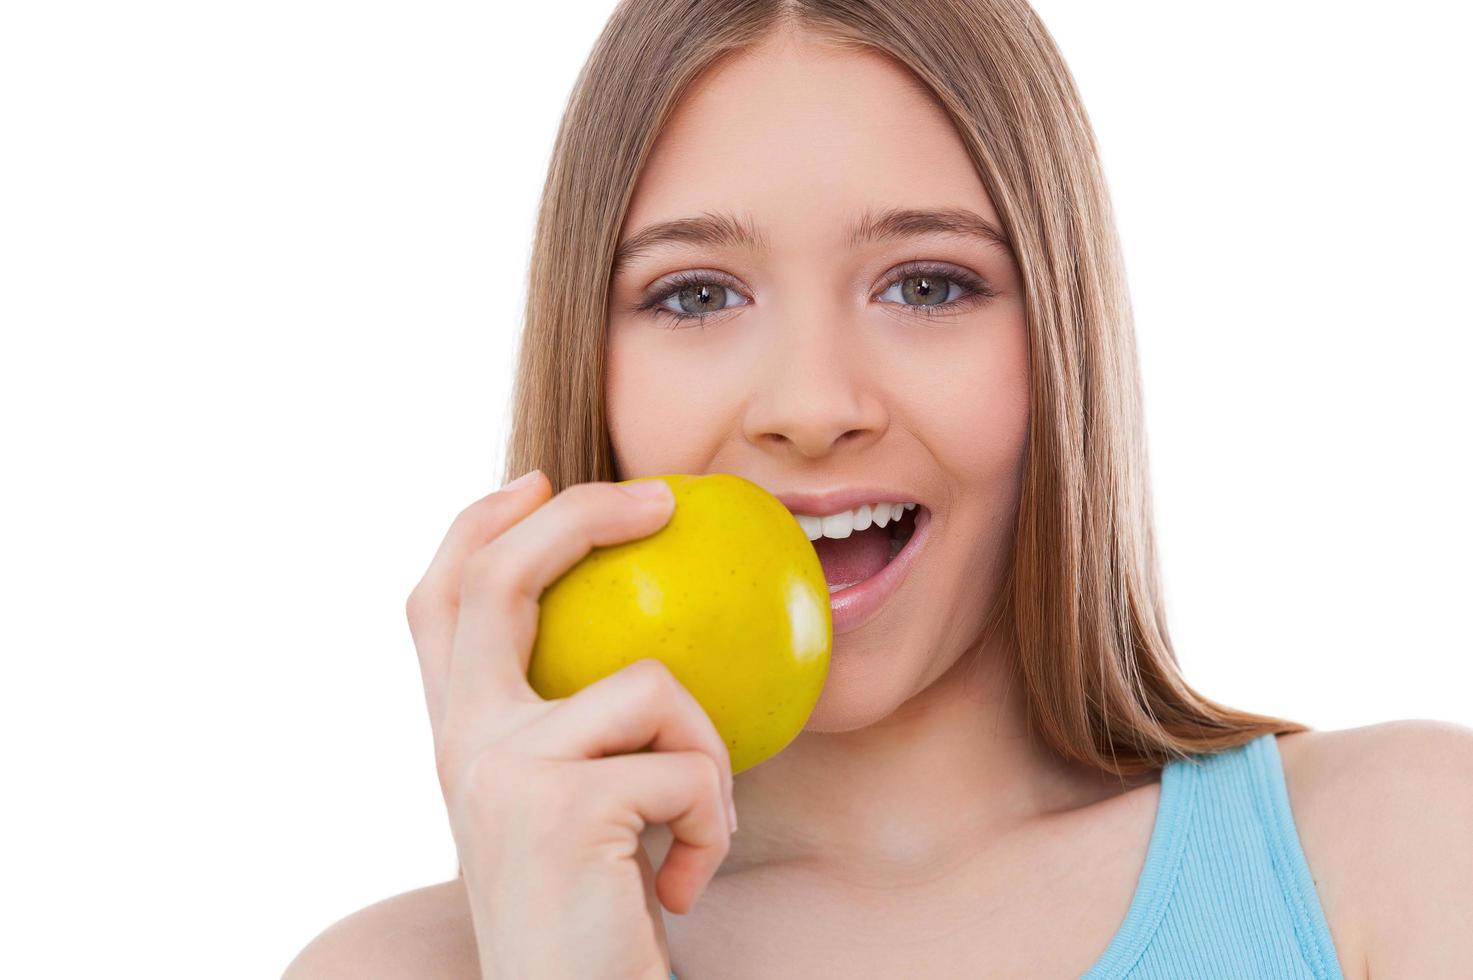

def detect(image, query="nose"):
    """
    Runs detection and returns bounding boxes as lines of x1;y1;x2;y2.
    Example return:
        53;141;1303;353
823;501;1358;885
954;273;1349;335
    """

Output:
741;308;888;459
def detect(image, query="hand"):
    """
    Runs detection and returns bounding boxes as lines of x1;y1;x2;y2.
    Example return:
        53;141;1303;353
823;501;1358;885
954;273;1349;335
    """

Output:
406;472;735;980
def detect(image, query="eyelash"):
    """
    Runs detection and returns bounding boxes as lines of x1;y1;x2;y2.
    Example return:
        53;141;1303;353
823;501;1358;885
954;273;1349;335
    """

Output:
630;261;999;329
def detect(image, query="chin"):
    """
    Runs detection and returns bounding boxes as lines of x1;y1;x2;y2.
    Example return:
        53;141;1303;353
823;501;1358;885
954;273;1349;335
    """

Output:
798;629;979;736
796;637;921;734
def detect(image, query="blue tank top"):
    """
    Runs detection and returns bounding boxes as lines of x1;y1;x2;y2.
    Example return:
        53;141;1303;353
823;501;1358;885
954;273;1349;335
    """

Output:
670;732;1343;978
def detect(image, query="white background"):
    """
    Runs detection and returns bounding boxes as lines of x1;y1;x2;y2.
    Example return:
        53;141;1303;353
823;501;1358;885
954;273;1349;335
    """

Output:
2;1;1468;976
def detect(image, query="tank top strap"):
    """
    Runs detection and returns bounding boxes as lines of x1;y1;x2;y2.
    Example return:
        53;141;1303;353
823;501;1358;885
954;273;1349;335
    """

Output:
1237;732;1344;978
1084;731;1344;979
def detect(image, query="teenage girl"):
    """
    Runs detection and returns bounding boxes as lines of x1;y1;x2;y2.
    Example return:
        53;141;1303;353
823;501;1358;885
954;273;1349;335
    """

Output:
285;2;1473;977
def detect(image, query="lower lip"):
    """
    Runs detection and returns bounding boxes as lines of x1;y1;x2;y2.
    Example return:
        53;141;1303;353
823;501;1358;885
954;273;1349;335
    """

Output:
828;506;933;635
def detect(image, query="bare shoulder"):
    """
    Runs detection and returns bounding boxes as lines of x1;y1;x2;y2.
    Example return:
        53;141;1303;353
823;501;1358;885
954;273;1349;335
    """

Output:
282;877;478;980
1276;719;1473;980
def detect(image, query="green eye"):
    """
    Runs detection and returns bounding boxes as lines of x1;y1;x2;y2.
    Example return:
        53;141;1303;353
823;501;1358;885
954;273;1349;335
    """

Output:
896;274;953;306
637;271;750;328
634;261;998;329
877;262;998;319
673;282;732;316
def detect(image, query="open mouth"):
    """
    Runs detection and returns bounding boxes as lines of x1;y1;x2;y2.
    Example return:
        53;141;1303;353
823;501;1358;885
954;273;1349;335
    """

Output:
812;505;922;594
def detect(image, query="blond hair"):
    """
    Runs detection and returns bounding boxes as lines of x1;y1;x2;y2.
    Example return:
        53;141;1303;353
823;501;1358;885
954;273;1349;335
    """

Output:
500;0;1307;777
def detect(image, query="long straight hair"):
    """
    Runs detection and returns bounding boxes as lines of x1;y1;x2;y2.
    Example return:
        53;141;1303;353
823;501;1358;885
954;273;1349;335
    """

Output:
501;0;1308;777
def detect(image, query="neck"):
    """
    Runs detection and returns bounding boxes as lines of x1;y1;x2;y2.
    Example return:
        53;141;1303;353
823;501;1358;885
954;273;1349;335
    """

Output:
719;633;1123;887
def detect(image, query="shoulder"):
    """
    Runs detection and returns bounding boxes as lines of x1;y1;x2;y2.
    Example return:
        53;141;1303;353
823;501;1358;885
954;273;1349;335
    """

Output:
1275;719;1473;980
282;878;478;980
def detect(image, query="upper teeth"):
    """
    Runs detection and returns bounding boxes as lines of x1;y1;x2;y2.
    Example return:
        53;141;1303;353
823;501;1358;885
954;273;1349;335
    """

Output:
794;502;917;541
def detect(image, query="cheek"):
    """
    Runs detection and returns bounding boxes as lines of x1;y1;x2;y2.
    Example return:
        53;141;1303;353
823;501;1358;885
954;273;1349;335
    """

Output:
908;315;1031;493
605;325;742;478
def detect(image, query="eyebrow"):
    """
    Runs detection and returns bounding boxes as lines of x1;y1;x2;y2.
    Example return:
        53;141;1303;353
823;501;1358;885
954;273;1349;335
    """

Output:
611;206;1012;278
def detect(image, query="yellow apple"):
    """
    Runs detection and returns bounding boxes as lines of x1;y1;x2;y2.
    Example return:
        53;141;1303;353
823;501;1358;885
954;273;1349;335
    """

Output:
527;473;831;773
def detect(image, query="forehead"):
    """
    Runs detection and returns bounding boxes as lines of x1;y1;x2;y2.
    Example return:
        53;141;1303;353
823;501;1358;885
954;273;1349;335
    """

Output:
620;34;1000;259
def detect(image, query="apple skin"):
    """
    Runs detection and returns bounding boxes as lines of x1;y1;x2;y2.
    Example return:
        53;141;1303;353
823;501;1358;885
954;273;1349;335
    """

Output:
527;473;831;774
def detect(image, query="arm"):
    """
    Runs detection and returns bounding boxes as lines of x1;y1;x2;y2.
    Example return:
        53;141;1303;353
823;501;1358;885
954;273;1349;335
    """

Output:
1286;719;1473;979
282;879;480;980
1356;720;1473;978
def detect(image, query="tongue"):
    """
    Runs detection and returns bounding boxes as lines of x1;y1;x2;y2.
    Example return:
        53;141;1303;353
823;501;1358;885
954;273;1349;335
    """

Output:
813;525;892;591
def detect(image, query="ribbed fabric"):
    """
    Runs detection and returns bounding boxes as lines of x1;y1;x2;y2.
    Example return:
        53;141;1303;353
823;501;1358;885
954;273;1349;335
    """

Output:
670;733;1344;979
1076;732;1344;978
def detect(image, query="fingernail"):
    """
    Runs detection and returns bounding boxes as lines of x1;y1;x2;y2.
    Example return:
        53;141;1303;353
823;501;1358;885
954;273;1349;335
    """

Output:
621;480;672;503
502;469;540;491
727;799;738;833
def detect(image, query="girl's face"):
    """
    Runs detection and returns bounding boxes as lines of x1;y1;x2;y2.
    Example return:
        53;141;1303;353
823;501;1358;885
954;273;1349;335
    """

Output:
606;32;1031;732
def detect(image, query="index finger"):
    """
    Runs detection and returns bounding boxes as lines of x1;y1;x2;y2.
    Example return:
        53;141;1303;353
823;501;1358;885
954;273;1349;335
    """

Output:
442;479;675;733
405;469;552;726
